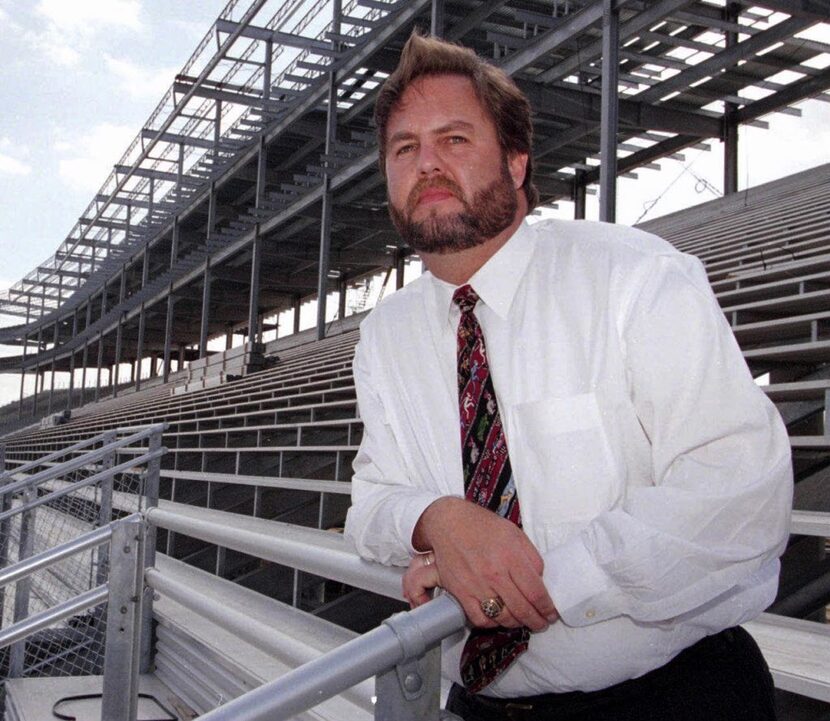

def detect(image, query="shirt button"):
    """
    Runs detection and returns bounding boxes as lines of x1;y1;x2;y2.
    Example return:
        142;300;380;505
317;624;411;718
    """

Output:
585;609;596;619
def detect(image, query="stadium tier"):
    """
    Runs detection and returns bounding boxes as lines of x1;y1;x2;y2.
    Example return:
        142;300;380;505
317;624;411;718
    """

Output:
1;163;829;719
2;0;830;719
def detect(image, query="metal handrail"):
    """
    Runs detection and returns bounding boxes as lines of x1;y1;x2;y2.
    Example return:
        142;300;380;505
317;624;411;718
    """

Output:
143;505;469;720
0;585;109;649
144;566;375;711
0;429;114;481
145;505;402;599
0;447;166;524
0;424;166;498
198;594;466;721
0;523;113;589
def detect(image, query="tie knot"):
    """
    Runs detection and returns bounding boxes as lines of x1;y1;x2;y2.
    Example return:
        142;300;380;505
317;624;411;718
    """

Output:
453;284;480;314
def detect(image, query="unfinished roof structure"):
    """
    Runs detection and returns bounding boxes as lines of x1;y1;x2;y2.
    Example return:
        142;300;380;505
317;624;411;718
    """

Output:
1;0;829;419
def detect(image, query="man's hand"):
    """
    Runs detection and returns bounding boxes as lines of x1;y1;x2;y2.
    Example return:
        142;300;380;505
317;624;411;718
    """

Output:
402;553;441;608
411;497;559;631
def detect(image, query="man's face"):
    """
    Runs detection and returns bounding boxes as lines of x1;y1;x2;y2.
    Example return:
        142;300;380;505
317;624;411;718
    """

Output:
384;74;526;255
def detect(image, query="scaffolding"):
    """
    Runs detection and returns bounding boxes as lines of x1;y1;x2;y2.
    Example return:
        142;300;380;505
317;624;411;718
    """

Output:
0;0;828;421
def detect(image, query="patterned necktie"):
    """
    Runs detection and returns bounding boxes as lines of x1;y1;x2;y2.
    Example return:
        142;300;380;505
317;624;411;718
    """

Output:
453;284;530;693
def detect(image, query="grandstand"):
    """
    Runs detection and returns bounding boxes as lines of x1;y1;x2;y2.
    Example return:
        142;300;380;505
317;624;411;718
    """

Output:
1;0;830;719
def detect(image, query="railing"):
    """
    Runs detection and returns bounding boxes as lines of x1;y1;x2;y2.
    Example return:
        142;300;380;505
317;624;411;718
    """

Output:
197;594;465;721
145;506;468;720
0;515;147;721
0;424;166;721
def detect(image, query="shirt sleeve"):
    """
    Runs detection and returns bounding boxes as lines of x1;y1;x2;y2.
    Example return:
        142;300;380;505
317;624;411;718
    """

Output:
344;330;445;566
543;252;793;627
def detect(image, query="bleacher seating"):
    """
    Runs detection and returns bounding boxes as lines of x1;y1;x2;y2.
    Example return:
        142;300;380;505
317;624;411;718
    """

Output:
2;164;830;718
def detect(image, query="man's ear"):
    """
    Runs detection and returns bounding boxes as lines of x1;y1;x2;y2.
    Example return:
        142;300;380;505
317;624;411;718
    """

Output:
507;152;528;190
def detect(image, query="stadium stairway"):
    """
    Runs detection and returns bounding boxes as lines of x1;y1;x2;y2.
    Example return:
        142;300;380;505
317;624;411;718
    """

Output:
2;164;830;717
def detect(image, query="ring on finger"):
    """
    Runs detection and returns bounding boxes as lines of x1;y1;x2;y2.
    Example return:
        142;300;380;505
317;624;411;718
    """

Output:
480;595;505;619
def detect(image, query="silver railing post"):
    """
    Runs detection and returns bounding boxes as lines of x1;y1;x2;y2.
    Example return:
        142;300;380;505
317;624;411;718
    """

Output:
96;430;118;588
374;610;444;721
101;515;145;721
9;486;36;677
139;425;164;673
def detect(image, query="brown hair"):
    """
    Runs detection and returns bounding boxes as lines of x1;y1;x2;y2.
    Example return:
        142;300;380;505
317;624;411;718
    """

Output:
375;32;539;211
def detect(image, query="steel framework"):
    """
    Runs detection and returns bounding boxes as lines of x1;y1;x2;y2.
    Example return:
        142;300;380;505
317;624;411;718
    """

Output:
1;0;828;421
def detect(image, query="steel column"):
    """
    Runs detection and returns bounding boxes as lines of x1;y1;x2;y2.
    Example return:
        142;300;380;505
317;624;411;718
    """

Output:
599;0;620;223
95;330;104;402
574;172;587;219
81;302;92;404
396;253;406;290
723;2;740;196
66;310;78;409
248;138;267;344
293;296;302;334
31;325;42;417
316;0;341;341
135;251;150;390
113;267;127;396
338;280;348;319
200;262;212;358
17;297;32;419
163;218;180;382
0;448;9;628
200;185;217;358
47;321;59;414
431;0;445;36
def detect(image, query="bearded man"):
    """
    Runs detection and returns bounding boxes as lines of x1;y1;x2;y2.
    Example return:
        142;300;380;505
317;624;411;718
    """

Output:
344;32;792;721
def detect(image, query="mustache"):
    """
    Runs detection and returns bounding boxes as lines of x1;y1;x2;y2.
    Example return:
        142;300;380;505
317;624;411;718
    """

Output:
406;176;465;213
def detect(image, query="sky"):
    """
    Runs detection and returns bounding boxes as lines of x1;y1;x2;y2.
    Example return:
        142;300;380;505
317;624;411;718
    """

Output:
0;1;829;406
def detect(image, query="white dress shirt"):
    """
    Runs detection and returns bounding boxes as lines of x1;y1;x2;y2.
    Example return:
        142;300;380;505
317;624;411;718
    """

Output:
344;218;793;696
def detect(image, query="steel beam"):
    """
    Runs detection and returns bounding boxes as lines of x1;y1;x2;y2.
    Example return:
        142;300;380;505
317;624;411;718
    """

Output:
431;0;444;36
599;0;620;223
637;15;813;103
316;2;341;342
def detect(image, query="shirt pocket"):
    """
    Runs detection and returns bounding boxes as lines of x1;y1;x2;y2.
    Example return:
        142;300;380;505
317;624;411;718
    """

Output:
506;392;622;547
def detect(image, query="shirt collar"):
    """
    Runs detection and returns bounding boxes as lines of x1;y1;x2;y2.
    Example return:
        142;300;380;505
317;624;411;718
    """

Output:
428;219;535;329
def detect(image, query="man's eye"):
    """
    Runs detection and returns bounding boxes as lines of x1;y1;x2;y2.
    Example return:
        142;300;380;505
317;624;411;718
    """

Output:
447;136;467;144
396;144;415;156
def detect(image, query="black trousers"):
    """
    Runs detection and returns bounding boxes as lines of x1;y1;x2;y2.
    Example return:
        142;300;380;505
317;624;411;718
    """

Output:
446;626;776;721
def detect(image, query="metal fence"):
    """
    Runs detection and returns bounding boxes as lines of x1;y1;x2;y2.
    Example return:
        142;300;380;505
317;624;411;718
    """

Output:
0;425;165;720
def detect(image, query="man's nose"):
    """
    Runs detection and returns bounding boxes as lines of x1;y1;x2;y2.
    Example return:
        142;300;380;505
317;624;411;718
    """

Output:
417;142;443;176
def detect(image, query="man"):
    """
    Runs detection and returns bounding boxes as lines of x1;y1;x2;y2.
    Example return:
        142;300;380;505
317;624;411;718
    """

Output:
344;32;792;720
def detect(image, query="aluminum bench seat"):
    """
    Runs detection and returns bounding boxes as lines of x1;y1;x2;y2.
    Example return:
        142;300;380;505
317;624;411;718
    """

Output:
159;469;351;495
745;614;830;704
743;339;830;366
731;311;830;347
144;502;830;705
763;379;830;403
722;289;830;321
151;554;372;721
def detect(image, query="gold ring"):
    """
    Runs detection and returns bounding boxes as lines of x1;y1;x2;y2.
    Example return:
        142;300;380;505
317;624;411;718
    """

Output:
480;596;505;619
422;554;435;567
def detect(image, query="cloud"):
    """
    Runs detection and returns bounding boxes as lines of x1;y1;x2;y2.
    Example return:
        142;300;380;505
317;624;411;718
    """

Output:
31;0;143;67
0;138;32;176
104;55;176;101
56;122;136;193
35;0;141;31
0;154;31;176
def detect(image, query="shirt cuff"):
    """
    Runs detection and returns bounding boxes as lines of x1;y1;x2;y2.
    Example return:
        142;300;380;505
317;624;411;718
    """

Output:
400;490;452;556
542;534;617;627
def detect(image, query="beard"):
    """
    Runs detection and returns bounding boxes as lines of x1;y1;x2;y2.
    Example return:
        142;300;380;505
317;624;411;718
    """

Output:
388;156;519;255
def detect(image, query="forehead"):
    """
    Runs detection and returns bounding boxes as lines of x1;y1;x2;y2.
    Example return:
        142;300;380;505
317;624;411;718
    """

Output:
387;74;496;137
